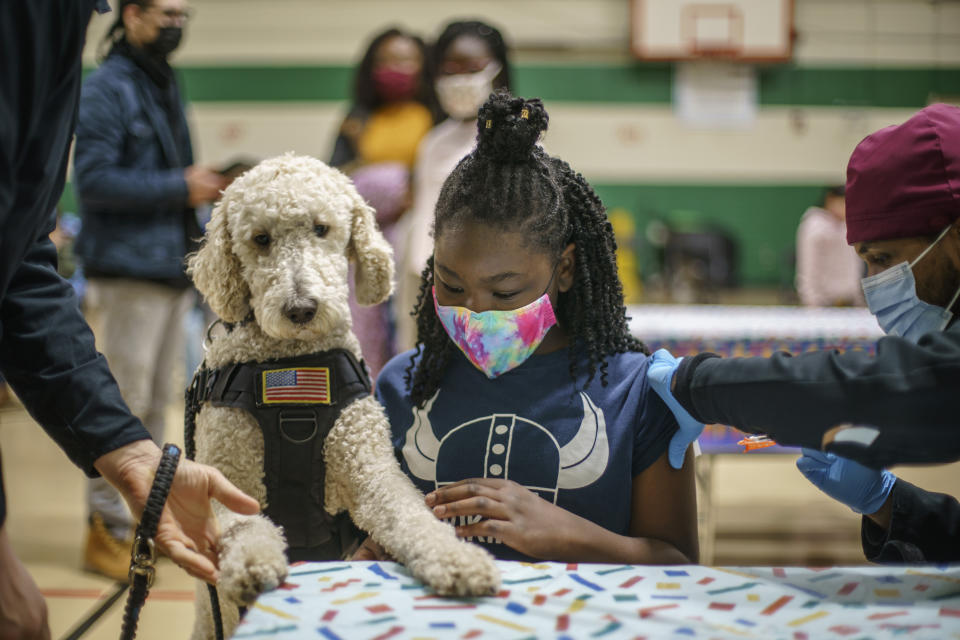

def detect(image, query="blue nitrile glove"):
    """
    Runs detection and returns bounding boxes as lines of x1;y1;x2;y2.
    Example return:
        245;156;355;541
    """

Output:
647;349;705;470
796;448;896;515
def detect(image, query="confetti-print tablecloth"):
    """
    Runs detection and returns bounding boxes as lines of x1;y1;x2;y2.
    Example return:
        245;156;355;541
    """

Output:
235;561;960;639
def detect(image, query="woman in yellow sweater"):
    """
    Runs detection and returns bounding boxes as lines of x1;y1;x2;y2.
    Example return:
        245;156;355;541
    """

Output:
331;28;440;171
331;28;441;378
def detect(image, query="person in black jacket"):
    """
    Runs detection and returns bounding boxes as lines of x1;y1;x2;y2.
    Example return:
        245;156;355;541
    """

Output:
0;3;257;638
73;0;228;581
647;103;960;563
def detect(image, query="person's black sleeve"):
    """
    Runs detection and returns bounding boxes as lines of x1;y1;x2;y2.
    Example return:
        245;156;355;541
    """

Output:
861;479;960;563
672;330;960;468
0;0;90;301
329;110;369;169
0;234;151;476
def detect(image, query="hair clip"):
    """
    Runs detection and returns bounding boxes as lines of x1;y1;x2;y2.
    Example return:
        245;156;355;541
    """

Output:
520;108;529;120
485;119;492;129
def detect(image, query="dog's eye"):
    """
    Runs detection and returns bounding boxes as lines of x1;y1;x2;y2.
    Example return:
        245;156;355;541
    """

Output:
253;233;271;246
314;224;329;238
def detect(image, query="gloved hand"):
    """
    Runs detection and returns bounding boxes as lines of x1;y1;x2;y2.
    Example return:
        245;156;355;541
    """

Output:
647;349;705;470
796;448;896;515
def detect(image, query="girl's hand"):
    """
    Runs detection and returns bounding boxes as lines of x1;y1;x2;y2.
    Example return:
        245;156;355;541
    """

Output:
425;478;579;559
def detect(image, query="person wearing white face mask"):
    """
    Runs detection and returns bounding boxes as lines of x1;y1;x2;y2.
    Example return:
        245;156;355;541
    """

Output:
643;103;960;561
392;20;513;352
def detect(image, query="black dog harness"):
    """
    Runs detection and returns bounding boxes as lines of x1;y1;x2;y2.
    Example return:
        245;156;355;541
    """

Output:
185;349;369;562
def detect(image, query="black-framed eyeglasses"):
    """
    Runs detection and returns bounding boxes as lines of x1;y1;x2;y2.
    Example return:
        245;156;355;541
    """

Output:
146;6;192;25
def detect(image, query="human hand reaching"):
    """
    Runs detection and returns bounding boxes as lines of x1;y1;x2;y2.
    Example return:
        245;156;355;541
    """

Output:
647;349;704;470
185;165;228;207
796;448;896;515
94;440;260;583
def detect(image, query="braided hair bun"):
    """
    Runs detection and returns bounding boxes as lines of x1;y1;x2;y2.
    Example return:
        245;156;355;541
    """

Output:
475;92;548;163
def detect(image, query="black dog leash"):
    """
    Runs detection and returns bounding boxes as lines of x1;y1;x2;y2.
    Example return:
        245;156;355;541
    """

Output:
60;582;128;640
119;443;181;640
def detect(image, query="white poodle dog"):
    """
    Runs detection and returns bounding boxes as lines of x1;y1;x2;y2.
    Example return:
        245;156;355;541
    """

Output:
186;154;499;640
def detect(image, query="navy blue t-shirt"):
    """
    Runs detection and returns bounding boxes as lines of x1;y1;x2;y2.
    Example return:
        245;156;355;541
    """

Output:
375;347;678;561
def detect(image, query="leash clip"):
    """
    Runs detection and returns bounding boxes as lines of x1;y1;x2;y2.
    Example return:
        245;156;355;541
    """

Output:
129;535;157;588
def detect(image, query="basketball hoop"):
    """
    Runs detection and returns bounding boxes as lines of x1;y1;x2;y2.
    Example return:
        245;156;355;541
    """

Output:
631;0;793;63
684;4;745;59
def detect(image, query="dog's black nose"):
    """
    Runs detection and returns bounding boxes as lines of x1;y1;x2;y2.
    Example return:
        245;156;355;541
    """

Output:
283;300;318;325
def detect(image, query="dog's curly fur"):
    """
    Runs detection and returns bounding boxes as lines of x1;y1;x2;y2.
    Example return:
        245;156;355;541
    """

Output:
186;154;499;640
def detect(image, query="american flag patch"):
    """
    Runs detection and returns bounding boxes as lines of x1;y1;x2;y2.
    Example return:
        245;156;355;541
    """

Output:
261;367;331;404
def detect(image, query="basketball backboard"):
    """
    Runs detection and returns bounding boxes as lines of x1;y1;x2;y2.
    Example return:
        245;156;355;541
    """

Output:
631;0;794;63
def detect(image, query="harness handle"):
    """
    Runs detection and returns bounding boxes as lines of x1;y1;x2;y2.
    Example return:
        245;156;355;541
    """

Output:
184;363;228;640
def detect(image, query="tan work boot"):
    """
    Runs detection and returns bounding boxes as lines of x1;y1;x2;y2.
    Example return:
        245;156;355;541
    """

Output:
83;513;132;582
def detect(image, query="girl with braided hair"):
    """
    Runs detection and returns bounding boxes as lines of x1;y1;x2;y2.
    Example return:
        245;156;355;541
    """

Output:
365;92;698;564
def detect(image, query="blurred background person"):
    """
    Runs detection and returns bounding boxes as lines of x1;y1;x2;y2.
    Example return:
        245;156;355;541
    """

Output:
329;27;439;378
72;0;227;581
346;162;413;377
393;19;513;351
49;208;85;300
330;27;439;171
795;185;864;307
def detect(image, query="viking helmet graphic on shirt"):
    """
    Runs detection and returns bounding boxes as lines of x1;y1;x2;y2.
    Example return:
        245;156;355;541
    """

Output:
401;391;609;504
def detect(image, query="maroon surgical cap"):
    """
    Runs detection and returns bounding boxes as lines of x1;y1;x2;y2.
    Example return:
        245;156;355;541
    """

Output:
846;103;960;244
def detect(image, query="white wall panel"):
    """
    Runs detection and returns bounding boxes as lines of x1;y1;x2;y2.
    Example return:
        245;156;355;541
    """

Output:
875;2;934;35
187;102;347;167
85;0;633;65
188;102;918;184
939;4;960;36
84;0;960;66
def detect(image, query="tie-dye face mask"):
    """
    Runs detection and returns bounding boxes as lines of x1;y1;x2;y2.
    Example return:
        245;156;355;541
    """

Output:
433;283;558;379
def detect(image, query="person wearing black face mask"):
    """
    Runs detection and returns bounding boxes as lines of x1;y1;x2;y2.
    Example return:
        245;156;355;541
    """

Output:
72;0;229;581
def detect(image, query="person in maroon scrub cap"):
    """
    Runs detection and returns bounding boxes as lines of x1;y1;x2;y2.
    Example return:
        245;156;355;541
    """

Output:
647;103;960;563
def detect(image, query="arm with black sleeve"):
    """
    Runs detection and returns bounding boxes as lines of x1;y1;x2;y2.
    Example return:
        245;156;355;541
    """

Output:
0;0;153;531
671;327;960;469
0;232;152;482
0;227;260;586
0;12;259;635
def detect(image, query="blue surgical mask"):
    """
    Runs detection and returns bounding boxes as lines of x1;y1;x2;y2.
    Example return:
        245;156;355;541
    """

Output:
861;224;960;343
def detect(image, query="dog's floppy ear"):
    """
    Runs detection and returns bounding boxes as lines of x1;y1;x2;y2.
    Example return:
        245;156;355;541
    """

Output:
187;198;251;322
347;188;394;306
